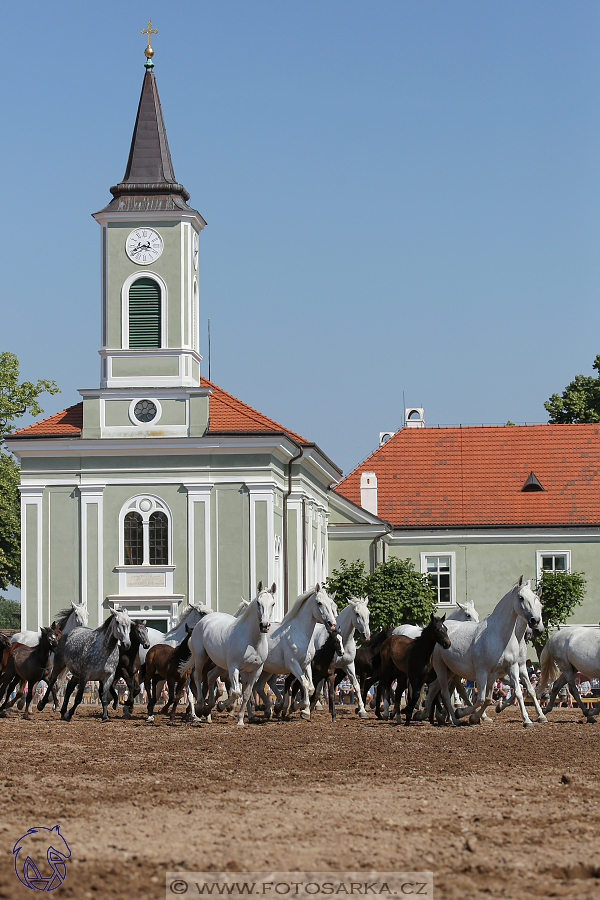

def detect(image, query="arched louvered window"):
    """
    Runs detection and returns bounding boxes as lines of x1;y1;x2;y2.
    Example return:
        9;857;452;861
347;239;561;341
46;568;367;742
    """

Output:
124;512;143;565
129;277;161;348
149;511;169;565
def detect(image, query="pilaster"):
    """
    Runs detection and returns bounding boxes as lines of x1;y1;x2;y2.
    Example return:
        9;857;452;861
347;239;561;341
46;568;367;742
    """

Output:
79;485;105;626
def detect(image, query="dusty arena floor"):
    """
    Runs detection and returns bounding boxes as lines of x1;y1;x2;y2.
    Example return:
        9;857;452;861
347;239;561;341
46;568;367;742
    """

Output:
0;703;599;900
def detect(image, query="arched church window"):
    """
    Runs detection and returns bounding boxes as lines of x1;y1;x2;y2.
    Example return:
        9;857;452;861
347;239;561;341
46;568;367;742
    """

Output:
149;511;168;565
124;512;143;565
120;496;172;566
129;277;161;348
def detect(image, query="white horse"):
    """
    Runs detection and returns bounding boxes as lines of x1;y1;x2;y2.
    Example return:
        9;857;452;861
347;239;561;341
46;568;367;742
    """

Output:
429;577;544;728
311;597;371;717
12;601;89;646
494;623;547;722
393;600;480;639
188;582;277;727
537;627;600;723
254;584;339;721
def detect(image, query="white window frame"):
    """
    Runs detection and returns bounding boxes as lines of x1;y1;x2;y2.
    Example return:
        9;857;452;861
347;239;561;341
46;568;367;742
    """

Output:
536;550;571;580
121;271;168;350
420;551;457;607
119;494;173;566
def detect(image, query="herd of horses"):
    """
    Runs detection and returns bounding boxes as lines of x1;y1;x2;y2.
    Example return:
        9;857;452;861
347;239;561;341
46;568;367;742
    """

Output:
1;576;600;729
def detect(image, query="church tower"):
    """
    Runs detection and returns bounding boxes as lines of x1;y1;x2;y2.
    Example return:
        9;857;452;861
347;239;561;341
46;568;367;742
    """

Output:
83;41;208;439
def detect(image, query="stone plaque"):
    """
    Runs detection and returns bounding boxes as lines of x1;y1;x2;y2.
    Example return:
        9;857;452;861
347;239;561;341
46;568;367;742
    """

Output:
127;573;166;588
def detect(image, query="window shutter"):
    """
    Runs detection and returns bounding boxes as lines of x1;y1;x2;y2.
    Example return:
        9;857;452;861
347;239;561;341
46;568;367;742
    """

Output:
129;278;161;348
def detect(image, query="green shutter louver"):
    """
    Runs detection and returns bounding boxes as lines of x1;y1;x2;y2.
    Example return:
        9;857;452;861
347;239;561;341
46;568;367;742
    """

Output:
129;277;161;348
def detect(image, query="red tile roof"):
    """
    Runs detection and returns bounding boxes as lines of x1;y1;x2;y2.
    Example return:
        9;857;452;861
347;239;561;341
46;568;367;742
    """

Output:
334;424;600;527
8;378;307;444
9;404;84;436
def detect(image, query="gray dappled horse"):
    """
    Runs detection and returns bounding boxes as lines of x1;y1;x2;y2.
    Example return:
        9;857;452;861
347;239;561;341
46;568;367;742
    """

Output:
38;608;132;722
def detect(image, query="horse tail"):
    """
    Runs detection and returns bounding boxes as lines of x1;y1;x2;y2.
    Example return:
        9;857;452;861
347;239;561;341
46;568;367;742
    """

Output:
537;641;559;698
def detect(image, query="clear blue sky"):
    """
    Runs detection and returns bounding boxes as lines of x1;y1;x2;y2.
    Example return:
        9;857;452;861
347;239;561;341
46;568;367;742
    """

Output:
3;1;600;477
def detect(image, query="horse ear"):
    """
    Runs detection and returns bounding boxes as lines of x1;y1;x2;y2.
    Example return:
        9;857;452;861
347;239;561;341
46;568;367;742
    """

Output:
257;581;263;593
270;582;277;594
71;600;77;608
517;575;524;587
441;613;446;622
536;584;543;599
330;591;336;601
141;619;147;626
315;583;321;592
363;596;369;606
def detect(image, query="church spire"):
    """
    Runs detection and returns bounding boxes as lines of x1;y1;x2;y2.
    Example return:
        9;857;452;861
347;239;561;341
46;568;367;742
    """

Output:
97;34;201;216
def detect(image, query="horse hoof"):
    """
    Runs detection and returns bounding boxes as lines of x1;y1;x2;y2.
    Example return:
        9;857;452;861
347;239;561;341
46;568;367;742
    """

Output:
237;720;245;727
358;710;368;719
147;716;155;723
523;720;535;728
300;710;310;721
495;703;503;714
537;715;548;724
586;716;597;724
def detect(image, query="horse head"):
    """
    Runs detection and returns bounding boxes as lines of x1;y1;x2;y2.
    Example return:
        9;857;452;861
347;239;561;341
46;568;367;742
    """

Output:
40;626;60;652
70;601;89;628
514;576;544;636
256;581;277;633
110;608;132;649
132;619;150;649
455;600;480;623
427;613;451;649
314;584;338;635
348;596;371;641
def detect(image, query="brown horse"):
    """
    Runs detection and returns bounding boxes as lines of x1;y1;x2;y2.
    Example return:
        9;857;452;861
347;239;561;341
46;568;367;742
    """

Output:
379;615;451;726
144;624;194;723
0;633;13;676
0;627;60;718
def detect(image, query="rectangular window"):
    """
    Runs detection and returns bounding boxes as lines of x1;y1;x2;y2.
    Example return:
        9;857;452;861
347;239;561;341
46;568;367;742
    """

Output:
420;552;456;606
536;550;571;578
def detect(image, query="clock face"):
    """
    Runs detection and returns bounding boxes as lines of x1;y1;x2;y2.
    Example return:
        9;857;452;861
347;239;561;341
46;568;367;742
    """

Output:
126;228;164;265
193;232;199;269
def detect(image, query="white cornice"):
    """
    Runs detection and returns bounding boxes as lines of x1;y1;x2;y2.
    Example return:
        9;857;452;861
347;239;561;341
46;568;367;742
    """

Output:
327;489;388;526
92;210;206;232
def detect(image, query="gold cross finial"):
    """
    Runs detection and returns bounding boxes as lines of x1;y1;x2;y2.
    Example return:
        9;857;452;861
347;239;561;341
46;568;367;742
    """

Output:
141;20;158;59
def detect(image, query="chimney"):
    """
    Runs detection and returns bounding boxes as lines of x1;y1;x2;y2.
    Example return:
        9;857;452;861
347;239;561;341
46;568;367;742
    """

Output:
405;407;425;428
360;471;378;516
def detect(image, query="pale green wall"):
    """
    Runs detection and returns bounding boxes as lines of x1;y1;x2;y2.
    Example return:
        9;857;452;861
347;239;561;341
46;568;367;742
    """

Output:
111;356;179;378
106;221;182;349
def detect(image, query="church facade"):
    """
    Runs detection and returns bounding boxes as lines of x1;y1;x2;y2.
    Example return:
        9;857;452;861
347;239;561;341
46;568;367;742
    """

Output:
7;55;340;633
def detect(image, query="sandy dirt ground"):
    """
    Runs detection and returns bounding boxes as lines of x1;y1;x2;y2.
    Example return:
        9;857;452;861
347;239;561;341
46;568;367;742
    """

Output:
0;702;599;900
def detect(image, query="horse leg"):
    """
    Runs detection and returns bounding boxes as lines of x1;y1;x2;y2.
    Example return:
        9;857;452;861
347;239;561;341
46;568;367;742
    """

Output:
8;678;26;709
61;678;85;722
404;675;423;726
235;671;257;727
0;676;19;714
504;663;534;728
542;671;565;716
22;680;36;719
327;672;337;723
565;672;597;723
435;662;467;726
271;674;286;717
468;671;495;725
520;670;547;723
51;684;60;711
60;677;78;721
345;662;368;718
146;675;159;722
251;672;271;722
287;659;312;721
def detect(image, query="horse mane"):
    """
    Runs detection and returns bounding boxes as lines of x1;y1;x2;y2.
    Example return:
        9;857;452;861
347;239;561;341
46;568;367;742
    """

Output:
279;587;317;625
234;599;255;622
178;603;211;624
54;607;80;632
98;611;116;633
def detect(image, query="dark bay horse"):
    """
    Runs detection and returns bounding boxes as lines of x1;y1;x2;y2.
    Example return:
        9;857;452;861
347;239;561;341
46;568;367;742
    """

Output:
379;615;451;725
354;626;393;715
0;627;60;718
105;620;150;718
144;624;194;723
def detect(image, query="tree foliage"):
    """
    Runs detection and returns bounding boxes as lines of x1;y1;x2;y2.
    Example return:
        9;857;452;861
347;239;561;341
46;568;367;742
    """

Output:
326;556;438;634
545;354;600;423
0;454;20;590
0;352;60;591
0;597;21;629
531;569;587;658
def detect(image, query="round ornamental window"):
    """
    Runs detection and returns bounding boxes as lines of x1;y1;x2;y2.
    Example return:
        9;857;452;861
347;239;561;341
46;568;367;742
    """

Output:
139;499;152;512
134;399;157;423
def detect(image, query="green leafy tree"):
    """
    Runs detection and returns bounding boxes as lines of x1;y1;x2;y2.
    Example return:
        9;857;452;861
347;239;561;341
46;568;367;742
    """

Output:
365;557;438;633
325;559;369;613
0;352;60;590
545;354;600;423
0;597;21;629
531;570;587;658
